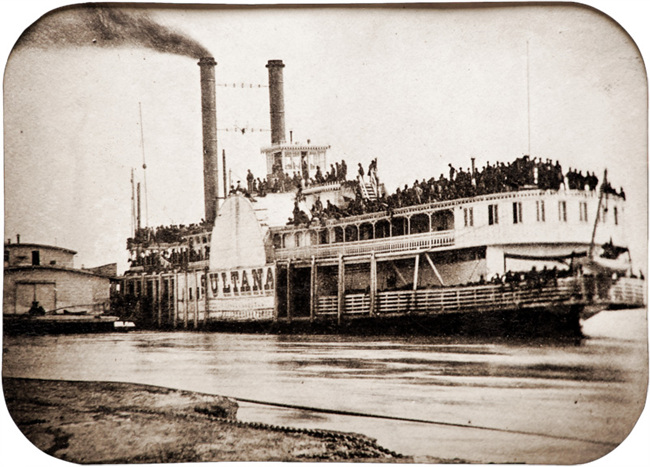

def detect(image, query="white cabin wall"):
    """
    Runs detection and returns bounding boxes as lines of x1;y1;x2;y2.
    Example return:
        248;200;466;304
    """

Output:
419;258;487;286
455;191;627;251
485;247;505;279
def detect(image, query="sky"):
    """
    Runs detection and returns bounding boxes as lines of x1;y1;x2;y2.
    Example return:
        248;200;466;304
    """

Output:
2;1;648;278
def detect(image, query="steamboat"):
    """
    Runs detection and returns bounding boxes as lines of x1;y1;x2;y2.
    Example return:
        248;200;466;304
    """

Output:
116;59;645;336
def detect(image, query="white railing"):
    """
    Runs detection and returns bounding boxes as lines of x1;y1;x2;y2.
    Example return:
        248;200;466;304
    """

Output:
312;276;645;319
608;277;646;306
317;296;337;315
275;230;454;260
315;279;579;317
302;181;341;194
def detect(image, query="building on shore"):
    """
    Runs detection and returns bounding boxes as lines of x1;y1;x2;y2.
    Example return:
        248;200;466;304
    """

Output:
3;237;116;316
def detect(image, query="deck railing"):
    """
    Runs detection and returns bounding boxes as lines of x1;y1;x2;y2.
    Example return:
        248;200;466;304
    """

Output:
275;229;454;260
314;276;645;319
608;277;646;306
316;279;579;317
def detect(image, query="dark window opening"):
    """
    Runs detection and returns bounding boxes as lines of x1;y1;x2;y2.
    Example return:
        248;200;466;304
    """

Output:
360;223;373;241
319;229;329;245
513;202;523;224
345;225;358;242
558;201;567;222
488;204;499;225
375;220;390;239
391;217;406;236
333;227;344;243
536;200;545;222
411;213;430;234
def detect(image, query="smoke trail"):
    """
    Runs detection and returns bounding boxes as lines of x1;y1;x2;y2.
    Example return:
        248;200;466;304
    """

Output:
14;4;211;58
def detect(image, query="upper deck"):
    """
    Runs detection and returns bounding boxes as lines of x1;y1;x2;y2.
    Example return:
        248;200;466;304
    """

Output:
269;188;627;262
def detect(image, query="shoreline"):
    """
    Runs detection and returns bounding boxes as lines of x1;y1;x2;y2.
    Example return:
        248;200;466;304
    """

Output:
3;377;412;463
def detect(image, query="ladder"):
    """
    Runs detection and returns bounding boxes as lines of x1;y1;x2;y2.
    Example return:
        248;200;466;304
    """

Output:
360;181;379;200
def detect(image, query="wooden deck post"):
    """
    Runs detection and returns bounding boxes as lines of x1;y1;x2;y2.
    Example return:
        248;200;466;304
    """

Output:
173;277;178;329
204;267;209;328
310;256;317;322
286;260;292;323
156;275;162;328
141;274;146;324
193;271;199;329
273;262;279;322
413;254;420;291
183;270;189;329
337;254;345;326
369;253;377;317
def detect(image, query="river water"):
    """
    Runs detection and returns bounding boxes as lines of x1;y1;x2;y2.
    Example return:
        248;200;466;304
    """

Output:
2;308;648;464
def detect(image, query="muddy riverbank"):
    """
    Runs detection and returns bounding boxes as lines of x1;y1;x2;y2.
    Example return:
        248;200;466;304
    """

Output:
3;377;409;463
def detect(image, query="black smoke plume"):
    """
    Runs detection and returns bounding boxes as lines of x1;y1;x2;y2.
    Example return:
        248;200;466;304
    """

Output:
14;4;210;58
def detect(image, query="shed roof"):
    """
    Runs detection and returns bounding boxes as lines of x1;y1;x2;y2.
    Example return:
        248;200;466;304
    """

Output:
4;242;77;255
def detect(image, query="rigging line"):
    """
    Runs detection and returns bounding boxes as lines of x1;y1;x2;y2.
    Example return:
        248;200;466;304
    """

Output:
216;83;269;88
130;168;136;237
230;396;618;448
139;102;149;228
589;169;607;259
526;39;531;156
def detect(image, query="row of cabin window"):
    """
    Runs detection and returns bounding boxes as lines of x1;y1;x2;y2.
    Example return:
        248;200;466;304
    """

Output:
465;200;618;227
188;235;210;244
273;212;454;248
274;199;619;249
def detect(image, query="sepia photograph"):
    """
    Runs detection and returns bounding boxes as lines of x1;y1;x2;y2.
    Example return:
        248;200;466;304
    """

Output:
2;1;648;465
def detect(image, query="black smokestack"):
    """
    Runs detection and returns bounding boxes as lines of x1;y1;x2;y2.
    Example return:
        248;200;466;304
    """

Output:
266;60;286;145
198;57;219;226
15;5;210;58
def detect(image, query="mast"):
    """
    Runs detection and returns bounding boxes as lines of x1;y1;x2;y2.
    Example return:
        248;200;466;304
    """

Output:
526;40;531;156
222;149;228;200
130;168;136;237
139;102;149;228
136;182;142;232
588;169;607;259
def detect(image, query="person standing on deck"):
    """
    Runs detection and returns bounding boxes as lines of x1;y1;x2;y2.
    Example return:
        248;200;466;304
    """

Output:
247;169;255;193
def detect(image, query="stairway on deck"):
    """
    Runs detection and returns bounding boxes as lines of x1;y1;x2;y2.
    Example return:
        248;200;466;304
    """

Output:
361;182;379;200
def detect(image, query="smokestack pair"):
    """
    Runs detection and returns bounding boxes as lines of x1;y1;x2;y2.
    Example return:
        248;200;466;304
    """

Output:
197;58;286;224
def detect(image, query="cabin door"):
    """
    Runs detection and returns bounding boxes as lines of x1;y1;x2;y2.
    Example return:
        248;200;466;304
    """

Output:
290;266;311;318
275;264;312;319
276;265;288;318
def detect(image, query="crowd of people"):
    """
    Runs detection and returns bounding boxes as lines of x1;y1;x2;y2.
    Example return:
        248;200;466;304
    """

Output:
239;158;353;197
129;154;626;249
387;156;567;209
128;245;209;271
127;222;211;248
127;221;213;271
286;155;626;226
483;265;572;288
